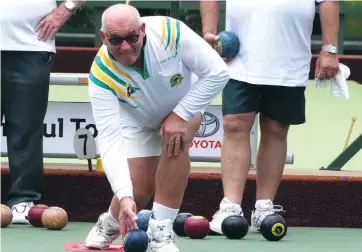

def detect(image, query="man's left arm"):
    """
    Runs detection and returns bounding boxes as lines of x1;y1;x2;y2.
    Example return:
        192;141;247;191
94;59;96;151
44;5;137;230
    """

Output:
315;0;340;80
172;20;230;122
36;0;86;41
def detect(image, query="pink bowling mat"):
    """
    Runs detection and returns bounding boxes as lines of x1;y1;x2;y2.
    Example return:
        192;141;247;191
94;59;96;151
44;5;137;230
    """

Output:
64;243;123;252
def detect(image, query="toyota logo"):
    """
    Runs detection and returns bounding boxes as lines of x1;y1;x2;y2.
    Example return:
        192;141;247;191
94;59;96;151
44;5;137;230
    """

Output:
196;112;220;138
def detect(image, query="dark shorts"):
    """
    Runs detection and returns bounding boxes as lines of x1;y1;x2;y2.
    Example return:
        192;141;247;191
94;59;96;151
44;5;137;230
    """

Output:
222;79;306;125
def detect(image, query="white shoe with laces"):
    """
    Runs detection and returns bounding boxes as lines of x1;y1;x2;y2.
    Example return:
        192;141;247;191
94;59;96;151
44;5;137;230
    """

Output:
250;199;285;232
209;197;243;234
84;212;120;249
11;202;34;224
147;218;179;252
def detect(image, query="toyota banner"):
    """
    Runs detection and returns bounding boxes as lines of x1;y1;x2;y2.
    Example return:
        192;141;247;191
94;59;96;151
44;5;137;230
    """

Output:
1;102;258;166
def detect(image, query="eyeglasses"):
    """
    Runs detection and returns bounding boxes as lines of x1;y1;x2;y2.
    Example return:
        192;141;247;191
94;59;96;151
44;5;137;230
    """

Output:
106;33;140;46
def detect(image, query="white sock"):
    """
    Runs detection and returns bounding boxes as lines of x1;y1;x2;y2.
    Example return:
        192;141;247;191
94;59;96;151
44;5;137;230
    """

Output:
255;199;273;209
223;197;238;205
152;202;179;223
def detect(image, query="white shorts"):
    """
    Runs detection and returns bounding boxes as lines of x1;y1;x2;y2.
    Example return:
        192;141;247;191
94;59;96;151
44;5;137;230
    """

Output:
121;126;162;158
120;110;203;159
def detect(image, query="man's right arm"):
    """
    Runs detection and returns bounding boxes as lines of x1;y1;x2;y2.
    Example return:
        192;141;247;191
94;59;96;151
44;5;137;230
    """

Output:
88;80;134;201
200;0;221;35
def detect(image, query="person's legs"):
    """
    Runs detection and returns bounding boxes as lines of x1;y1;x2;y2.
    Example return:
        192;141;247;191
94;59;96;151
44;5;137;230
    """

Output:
147;113;201;252
256;115;289;201
1;51;53;224
152;114;201;218
85;156;160;249
85;114;201;250
210;80;260;234
251;85;306;230
85;126;160;249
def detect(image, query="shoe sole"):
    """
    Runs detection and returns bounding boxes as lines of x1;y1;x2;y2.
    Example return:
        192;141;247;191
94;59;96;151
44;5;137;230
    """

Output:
84;235;120;250
11;219;29;224
209;230;224;236
249;223;260;233
209;214;245;235
84;243;109;250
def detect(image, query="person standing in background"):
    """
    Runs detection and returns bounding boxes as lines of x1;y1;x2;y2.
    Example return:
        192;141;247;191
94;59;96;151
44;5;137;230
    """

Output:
200;0;339;234
1;0;85;224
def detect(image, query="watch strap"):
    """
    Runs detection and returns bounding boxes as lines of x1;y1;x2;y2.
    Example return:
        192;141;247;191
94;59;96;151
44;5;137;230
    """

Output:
64;0;76;13
322;44;338;54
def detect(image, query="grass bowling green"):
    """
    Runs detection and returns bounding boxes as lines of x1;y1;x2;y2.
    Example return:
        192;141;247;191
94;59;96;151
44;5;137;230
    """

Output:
2;222;362;252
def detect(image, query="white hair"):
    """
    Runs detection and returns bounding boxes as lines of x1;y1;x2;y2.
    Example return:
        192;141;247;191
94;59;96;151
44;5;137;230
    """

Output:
100;4;142;32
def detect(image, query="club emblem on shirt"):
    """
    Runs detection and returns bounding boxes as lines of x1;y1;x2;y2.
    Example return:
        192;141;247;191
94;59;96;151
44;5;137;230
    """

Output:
126;82;136;97
170;73;184;87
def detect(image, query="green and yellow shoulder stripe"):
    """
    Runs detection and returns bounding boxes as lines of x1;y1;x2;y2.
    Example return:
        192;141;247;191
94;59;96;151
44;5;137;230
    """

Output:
160;16;181;52
89;47;141;108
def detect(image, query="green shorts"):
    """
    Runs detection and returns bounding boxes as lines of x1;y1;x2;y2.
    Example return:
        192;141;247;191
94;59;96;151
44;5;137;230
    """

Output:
222;79;306;125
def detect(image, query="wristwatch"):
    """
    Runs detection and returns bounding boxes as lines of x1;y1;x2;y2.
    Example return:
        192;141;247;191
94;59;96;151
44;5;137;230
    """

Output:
64;0;77;13
322;44;338;54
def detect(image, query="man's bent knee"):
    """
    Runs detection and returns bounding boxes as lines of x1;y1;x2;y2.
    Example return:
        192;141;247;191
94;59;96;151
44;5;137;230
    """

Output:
223;113;255;137
180;112;202;154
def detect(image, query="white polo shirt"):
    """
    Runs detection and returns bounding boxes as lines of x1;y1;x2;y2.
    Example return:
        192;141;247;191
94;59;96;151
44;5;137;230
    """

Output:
88;16;229;200
225;0;323;87
0;0;57;52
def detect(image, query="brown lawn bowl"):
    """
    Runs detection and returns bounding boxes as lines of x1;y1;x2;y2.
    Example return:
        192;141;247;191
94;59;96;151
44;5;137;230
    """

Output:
1;204;13;228
41;206;68;230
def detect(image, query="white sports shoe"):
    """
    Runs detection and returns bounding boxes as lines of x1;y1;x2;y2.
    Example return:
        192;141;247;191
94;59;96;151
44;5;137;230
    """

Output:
147;218;179;252
250;199;284;232
209;197;243;234
11;202;34;224
84;212;120;249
